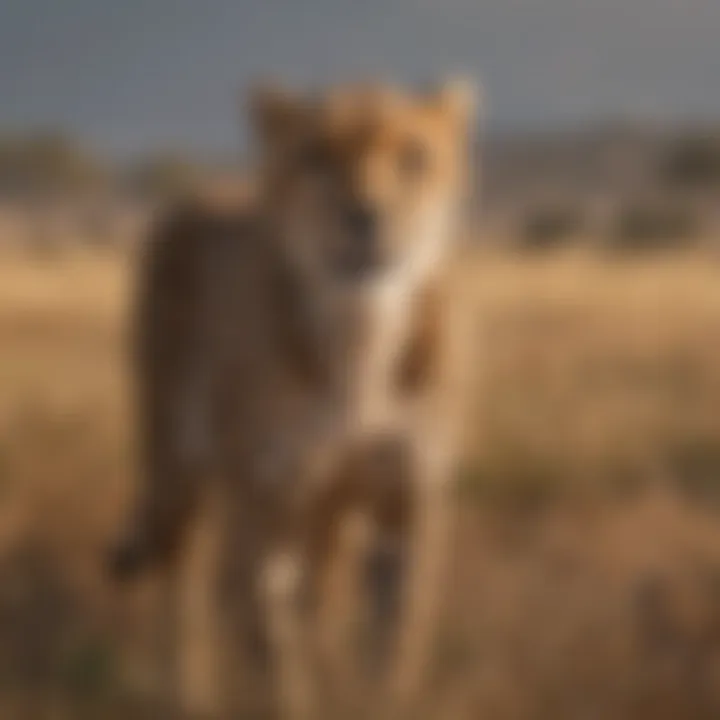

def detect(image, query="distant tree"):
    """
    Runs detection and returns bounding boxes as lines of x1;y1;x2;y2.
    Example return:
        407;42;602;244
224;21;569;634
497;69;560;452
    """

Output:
125;153;202;200
519;205;585;251
609;203;700;251
0;132;107;198
661;136;720;189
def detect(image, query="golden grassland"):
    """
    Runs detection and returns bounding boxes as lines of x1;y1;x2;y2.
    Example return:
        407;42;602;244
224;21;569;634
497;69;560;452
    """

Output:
2;247;720;718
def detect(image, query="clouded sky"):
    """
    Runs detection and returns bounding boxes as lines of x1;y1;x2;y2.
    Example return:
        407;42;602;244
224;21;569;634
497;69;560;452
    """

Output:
1;0;718;154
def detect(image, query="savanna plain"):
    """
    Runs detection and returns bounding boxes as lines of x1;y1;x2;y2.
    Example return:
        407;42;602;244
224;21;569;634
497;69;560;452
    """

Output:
2;243;720;719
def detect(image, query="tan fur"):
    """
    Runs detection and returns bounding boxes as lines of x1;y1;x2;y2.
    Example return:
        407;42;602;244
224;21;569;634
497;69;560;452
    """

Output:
109;79;479;720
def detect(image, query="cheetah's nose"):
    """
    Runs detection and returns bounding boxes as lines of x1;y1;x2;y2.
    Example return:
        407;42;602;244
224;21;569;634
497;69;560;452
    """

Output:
345;203;378;243
341;203;381;278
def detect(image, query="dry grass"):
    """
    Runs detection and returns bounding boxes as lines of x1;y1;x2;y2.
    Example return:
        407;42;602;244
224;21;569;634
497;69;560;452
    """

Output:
2;247;720;718
468;253;720;506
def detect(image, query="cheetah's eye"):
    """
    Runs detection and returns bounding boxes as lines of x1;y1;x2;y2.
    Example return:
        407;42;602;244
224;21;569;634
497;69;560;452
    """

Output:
399;138;430;179
297;141;333;177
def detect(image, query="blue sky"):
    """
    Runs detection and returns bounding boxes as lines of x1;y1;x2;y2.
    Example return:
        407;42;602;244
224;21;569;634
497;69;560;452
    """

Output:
1;0;718;155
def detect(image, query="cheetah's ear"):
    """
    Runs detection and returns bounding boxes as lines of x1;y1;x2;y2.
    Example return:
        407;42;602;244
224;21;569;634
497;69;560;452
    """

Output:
435;77;483;131
247;82;305;149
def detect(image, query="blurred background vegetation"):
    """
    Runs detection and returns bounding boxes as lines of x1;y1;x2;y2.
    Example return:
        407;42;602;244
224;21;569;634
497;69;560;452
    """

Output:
1;122;719;255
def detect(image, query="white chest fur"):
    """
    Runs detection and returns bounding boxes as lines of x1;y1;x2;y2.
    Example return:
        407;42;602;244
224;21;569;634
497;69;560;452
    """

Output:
345;278;416;435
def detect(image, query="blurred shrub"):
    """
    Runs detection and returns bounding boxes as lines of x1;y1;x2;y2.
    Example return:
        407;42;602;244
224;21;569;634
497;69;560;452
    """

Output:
0;133;106;197
608;203;700;251
124;153;202;200
661;136;720;189
518;205;585;251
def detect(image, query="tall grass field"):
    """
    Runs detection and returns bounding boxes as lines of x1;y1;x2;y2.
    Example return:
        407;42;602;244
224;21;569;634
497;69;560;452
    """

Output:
2;247;720;718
